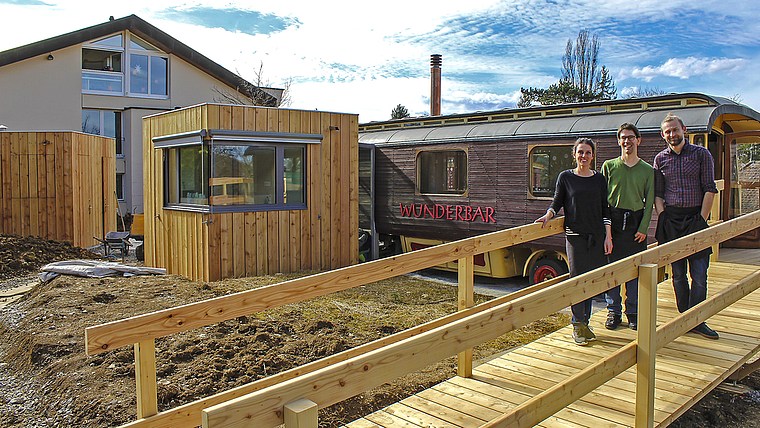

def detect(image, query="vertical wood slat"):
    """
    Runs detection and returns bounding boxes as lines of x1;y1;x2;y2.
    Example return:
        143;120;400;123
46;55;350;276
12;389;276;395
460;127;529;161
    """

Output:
330;114;341;269
0;133;9;234
457;255;474;378
54;132;65;241
10;133;20;235
320;112;332;270
19;132;29;236
635;263;658;428
348;114;359;265
340;113;351;267
63;133;73;242
134;339;158;419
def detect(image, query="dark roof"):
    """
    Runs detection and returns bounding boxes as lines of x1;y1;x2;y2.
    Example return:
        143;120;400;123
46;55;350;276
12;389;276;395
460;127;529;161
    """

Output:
0;14;276;106
359;93;760;144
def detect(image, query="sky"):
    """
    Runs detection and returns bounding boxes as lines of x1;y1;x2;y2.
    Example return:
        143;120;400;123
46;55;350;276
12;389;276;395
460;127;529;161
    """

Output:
1;0;759;122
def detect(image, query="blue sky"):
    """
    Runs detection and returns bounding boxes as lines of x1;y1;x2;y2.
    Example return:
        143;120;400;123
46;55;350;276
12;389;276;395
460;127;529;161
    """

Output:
1;0;759;122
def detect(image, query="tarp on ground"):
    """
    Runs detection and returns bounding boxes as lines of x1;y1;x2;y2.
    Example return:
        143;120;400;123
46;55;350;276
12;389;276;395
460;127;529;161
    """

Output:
39;260;166;282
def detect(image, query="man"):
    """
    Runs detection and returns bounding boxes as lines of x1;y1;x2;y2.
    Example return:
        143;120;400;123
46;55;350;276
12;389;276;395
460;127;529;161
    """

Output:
601;123;655;331
654;113;719;339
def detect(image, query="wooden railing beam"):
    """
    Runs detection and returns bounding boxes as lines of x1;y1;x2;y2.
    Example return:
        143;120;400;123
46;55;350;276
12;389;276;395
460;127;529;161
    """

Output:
635;264;658;428
86;218;567;355
134;339;158;419
457;255;474;378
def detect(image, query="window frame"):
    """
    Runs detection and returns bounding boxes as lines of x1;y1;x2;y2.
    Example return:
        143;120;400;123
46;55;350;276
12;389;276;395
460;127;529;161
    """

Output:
415;148;469;197
81;109;123;155
156;129;321;214
81;31;169;99
528;143;595;199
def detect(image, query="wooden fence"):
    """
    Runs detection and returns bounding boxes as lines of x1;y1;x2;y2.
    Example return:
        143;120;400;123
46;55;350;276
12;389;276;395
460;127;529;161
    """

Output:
0;131;116;247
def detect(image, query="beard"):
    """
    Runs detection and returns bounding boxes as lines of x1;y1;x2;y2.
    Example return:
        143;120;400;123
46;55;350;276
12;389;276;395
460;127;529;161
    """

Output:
667;134;684;147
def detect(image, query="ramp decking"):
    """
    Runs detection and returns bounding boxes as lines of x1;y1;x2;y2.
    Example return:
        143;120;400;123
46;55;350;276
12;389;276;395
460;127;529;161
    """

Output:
345;254;760;428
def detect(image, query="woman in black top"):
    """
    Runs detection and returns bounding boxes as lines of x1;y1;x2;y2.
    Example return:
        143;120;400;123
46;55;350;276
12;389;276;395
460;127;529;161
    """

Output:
536;138;612;345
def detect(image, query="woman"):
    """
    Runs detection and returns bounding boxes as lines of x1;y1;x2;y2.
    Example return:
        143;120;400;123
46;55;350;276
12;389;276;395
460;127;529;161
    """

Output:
536;138;612;346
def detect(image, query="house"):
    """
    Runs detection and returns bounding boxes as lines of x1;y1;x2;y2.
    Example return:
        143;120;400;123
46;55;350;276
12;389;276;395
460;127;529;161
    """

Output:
0;14;282;217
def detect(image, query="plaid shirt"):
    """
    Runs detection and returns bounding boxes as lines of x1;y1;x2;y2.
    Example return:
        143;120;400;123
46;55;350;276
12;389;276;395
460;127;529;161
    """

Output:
653;142;718;208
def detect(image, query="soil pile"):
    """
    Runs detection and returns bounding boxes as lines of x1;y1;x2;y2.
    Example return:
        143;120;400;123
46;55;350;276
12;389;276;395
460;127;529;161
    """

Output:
0;234;101;279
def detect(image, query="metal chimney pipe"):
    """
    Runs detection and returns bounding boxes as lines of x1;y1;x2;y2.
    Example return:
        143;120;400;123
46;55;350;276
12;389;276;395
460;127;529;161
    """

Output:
430;54;442;116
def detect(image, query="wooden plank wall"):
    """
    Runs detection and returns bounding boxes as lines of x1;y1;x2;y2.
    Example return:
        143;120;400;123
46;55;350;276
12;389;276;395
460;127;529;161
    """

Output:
143;104;359;282
0;131;115;248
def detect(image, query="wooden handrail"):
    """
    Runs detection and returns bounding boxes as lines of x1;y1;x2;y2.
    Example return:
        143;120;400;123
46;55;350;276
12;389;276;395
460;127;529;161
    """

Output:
118;269;570;428
200;211;760;427
481;268;760;428
85;217;566;355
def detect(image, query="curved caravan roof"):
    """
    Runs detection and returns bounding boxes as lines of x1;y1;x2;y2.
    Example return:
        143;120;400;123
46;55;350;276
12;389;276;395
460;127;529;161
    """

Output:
359;93;760;145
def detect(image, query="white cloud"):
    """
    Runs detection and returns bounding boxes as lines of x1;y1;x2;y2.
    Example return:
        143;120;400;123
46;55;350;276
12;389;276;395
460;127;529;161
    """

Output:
626;57;746;82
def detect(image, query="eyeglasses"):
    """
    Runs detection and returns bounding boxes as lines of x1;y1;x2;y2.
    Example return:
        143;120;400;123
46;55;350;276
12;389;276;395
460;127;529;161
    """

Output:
619;135;639;141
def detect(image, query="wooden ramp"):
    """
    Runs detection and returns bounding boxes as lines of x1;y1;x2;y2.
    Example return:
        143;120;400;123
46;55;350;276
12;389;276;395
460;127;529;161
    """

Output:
345;257;760;428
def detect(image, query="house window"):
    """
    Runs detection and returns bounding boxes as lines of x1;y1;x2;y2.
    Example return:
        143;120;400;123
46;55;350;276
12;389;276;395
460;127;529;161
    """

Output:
529;145;580;198
82;32;168;98
116;173;124;200
128;36;168;97
416;150;467;195
81;109;123;155
164;141;307;210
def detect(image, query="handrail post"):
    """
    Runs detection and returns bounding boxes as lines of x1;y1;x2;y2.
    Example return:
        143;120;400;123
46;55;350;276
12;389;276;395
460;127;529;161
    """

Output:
284;398;318;428
135;339;158;418
635;264;658;428
457;255;474;378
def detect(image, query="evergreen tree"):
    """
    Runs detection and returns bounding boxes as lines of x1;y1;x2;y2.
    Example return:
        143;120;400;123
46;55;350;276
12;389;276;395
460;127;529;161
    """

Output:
391;104;410;119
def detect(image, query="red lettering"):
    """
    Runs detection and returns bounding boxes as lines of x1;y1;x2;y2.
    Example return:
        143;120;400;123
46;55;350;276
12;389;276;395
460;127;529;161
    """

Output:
423;205;435;218
399;203;414;217
413;204;423;218
464;206;472;221
435;204;445;219
446;205;454;220
455;205;463;221
485;207;495;223
473;207;485;222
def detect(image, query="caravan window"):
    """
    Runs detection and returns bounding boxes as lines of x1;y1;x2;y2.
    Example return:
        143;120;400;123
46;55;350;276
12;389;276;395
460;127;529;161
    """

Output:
416;150;467;195
529;145;578;198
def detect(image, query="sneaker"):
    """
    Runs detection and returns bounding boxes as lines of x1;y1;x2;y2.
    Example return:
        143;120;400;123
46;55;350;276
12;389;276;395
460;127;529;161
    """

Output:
627;314;637;331
605;314;622;330
691;322;719;340
572;323;588;345
583;324;597;341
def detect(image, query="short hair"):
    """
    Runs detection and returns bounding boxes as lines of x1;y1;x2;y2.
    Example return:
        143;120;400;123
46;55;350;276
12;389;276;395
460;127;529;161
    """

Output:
661;113;685;130
573;137;595;154
617;123;640;140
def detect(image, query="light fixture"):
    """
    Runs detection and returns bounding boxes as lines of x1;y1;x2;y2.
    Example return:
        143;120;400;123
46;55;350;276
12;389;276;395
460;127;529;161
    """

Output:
0;125;7;131
329;125;339;131
46;54;54;60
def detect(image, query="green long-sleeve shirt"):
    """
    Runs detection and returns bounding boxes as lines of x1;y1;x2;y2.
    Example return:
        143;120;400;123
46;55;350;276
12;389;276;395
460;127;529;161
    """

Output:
600;157;655;235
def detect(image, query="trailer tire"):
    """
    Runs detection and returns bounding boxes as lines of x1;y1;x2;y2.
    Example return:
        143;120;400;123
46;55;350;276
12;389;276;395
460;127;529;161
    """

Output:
530;258;567;284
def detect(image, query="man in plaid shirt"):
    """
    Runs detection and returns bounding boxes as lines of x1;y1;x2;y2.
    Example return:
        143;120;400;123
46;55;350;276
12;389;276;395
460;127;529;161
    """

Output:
654;113;719;339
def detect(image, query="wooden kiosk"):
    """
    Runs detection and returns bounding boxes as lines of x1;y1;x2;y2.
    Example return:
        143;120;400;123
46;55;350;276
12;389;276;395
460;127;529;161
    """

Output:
143;104;359;281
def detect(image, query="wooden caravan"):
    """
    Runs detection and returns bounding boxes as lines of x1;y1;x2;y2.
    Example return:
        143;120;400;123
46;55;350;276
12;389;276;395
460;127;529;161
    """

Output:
0;131;116;247
359;93;760;282
143;104;359;281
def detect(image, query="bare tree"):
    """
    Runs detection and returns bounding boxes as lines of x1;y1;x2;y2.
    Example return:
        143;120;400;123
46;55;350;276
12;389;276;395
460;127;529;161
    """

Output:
562;29;600;97
213;61;292;107
622;87;667;99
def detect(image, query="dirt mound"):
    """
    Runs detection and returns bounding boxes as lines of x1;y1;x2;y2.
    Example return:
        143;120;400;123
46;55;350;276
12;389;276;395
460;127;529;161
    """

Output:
0;234;101;279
